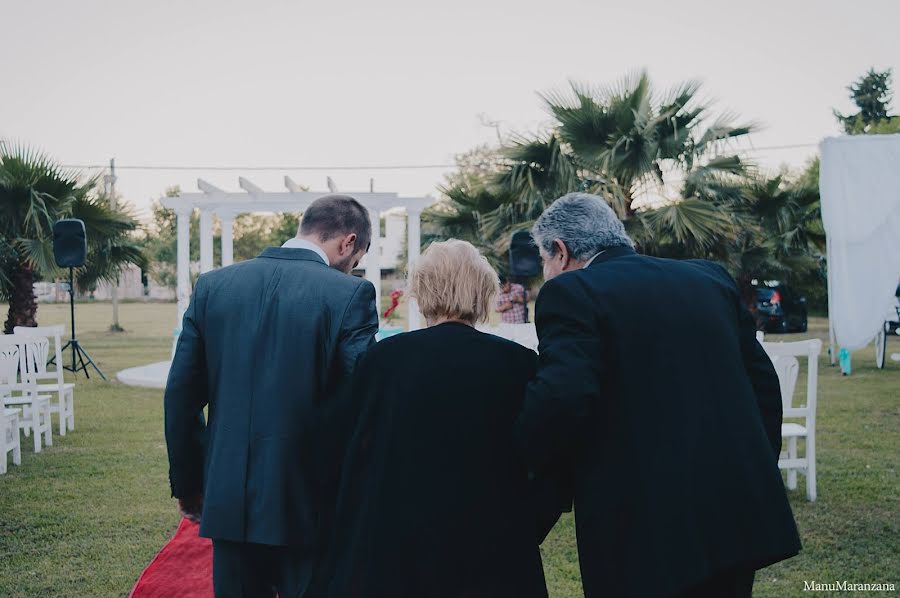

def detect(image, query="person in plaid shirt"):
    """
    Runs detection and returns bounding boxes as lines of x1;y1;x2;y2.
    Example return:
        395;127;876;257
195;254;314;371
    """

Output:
496;276;527;323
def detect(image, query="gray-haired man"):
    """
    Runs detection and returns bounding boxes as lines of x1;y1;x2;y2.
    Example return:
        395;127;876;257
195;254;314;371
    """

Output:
516;192;801;597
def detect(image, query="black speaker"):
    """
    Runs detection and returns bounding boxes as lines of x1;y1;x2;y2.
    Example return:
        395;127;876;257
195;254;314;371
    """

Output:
53;219;87;268
509;230;541;277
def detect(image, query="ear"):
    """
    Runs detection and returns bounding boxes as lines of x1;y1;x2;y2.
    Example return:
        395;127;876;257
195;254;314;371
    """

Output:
340;233;358;256
553;239;570;267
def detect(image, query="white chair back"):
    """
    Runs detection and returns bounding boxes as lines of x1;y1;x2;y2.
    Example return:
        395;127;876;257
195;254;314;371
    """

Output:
0;336;39;398
770;355;800;412
13;325;65;387
0;339;21;392
762;339;821;420
19;336;50;376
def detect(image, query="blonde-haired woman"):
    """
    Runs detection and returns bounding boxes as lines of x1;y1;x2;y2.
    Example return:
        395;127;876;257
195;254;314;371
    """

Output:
319;240;554;598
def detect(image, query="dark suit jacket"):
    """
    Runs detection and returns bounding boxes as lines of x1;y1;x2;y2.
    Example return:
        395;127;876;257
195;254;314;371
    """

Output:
164;247;379;548
517;246;801;598
320;323;551;598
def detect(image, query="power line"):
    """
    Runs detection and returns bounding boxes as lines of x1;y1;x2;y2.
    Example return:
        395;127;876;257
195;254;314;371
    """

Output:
737;142;819;152
60;142;819;172
60;163;459;171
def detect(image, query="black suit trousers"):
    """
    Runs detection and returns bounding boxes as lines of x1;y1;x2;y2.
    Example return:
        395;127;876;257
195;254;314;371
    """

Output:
674;569;754;598
212;540;313;598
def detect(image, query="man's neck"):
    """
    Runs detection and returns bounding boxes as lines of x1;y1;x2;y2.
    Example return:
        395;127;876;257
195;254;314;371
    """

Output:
284;236;331;265
295;235;325;250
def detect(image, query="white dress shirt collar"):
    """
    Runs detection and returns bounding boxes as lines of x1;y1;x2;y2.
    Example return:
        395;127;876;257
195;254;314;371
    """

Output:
583;250;606;269
281;238;330;265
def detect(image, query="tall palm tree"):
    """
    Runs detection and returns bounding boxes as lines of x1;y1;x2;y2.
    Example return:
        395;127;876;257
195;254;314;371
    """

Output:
539;72;756;220
0;142;146;333
433;72;826;314
435;72;756;263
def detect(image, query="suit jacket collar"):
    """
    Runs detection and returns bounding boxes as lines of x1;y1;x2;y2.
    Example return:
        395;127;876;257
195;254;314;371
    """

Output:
586;245;636;268
259;247;328;265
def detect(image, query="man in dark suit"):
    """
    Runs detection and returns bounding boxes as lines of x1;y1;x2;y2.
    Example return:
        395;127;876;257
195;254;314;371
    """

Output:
517;193;801;598
165;194;379;598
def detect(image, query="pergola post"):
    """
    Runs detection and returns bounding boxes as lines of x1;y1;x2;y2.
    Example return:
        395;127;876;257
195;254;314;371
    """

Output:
220;210;235;267
199;209;214;272
175;207;192;325
406;207;422;330
365;207;382;316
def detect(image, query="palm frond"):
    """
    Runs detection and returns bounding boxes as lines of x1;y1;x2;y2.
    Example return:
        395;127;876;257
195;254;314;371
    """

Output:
641;199;735;252
15;238;61;279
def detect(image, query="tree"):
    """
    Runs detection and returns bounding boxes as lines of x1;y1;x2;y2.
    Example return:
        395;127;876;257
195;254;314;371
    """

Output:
232;213;299;262
141;188;302;289
435;72;757;274
538;73;755;218
433;72;833;319
834;68;896;134
424;145;512;270
0;142;147;333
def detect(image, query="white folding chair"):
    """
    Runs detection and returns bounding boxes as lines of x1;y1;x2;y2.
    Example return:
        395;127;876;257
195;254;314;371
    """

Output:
0;337;52;453
14;325;75;435
762;338;822;501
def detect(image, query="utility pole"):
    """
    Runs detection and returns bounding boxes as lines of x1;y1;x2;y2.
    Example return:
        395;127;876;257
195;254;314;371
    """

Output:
105;158;123;332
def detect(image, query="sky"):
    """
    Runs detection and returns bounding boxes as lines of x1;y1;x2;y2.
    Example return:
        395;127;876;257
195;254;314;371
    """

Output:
2;0;899;220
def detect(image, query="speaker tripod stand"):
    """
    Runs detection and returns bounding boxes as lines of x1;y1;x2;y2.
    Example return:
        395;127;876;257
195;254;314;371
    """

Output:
58;267;107;380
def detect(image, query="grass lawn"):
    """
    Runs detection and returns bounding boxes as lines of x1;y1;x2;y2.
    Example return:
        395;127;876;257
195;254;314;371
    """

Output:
0;302;897;597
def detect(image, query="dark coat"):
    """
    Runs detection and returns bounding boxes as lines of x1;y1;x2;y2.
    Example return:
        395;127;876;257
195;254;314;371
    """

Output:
164;247;379;549
517;246;802;598
320;323;552;598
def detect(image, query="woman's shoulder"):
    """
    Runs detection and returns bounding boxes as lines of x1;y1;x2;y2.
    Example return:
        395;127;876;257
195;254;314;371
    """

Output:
473;329;538;370
362;326;446;360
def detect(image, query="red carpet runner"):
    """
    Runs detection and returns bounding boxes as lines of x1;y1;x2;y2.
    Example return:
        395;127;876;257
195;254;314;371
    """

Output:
130;518;213;597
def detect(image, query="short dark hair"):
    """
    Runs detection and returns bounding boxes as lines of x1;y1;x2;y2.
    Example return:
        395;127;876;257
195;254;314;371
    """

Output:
299;194;371;251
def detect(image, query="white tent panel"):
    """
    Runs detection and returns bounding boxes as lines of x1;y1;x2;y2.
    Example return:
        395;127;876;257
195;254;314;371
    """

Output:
820;135;900;350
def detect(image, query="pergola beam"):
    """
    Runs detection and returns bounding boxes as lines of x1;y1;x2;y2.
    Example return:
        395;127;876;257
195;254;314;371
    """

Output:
284;176;304;193
162;183;430;338
197;178;224;195
239;177;264;197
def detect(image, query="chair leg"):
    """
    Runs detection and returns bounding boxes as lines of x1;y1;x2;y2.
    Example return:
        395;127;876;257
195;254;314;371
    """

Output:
32;412;42;453
58;395;67;436
12;435;20;465
43;404;52;448
806;436;816;502
67;390;75;432
787;437;798;490
0;450;6;475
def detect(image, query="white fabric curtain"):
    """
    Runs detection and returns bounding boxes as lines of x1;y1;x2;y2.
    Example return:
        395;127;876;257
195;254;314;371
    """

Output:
819;135;900;350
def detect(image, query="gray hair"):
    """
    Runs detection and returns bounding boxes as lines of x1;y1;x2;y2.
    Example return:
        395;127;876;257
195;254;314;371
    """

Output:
531;192;634;260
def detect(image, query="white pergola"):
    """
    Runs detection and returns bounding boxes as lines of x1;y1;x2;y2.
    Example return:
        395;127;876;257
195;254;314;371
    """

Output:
159;176;431;332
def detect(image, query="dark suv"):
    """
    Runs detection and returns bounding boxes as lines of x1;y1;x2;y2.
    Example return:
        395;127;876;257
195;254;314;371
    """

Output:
756;284;808;333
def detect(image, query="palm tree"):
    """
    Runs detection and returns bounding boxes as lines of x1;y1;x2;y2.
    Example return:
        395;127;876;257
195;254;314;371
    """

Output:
0;142;146;333
433;72;826;313
435;72;756;263
720;174;825;308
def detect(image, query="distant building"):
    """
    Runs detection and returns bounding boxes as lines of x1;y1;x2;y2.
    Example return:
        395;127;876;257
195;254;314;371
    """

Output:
34;264;175;303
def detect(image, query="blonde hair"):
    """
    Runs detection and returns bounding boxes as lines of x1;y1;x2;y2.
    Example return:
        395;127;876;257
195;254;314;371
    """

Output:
411;239;499;324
